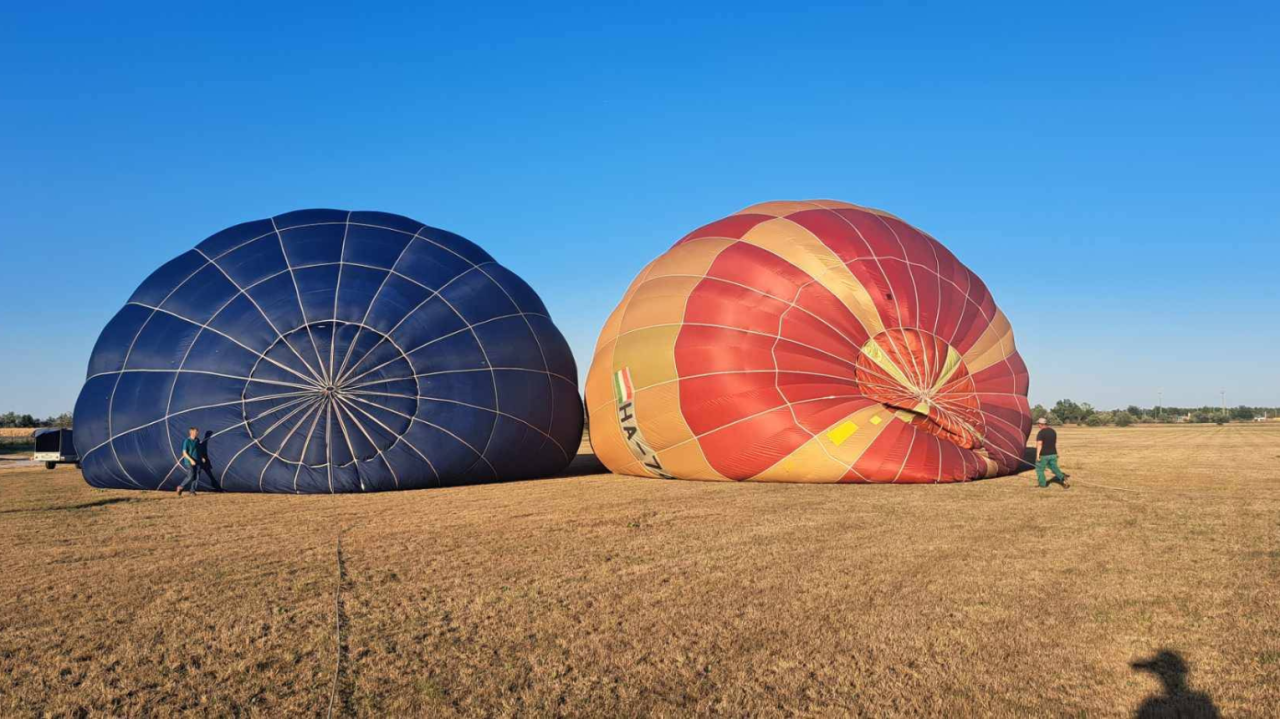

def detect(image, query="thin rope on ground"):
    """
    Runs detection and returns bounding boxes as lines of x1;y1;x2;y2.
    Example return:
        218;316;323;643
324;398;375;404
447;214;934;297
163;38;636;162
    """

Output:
326;531;347;719
1071;480;1142;493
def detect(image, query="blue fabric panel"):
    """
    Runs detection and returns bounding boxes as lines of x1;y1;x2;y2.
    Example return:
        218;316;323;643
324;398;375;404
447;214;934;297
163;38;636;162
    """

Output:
181;331;265;377
403;330;485;375
129;251;208;306
417;225;494;266
395;236;474;290
471;317;544;371
124;312;202;371
334;265;389;324
294;265;340;323
482;263;550;316
196;219;276;258
280;221;346;267
342;224;412;270
383;292;465;349
439;271;519;325
525;315;578;377
109;370;178;434
273;209;348;231
206;294;285;354
245;272;307;338
86;304;153;378
158;263;241;324
216;234;289;288
72;375;115;451
349;211;422;236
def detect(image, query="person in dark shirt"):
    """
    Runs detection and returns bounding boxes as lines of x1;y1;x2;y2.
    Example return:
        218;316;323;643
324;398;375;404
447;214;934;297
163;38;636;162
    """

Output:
176;426;214;496
1034;418;1070;488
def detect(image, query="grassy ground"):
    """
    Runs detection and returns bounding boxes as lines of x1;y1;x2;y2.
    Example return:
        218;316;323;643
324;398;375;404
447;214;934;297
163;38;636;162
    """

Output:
1;425;1277;717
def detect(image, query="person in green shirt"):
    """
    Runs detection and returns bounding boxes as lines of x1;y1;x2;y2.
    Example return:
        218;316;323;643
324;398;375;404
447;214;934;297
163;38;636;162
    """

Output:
176;426;213;496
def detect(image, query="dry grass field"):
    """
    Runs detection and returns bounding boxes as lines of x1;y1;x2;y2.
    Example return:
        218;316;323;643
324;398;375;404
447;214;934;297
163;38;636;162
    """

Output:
0;428;36;455
0;428;37;437
1;424;1277;717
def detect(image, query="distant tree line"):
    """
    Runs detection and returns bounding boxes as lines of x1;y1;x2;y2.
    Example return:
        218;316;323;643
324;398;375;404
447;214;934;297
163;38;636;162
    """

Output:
1030;400;1278;427
0;411;73;429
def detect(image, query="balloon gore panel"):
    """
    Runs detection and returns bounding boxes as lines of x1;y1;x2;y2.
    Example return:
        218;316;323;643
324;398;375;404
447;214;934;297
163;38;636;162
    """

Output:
75;210;583;493
585;200;1031;483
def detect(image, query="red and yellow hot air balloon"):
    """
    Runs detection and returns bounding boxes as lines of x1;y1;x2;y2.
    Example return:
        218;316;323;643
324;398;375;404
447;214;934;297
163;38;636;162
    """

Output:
585;201;1031;483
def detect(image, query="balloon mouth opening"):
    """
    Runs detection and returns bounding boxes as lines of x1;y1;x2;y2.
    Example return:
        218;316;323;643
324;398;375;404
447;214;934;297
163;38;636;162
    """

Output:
880;400;984;450
853;329;987;451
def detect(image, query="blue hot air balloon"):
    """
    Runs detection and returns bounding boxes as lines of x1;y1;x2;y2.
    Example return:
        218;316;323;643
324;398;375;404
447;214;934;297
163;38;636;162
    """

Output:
74;210;583;493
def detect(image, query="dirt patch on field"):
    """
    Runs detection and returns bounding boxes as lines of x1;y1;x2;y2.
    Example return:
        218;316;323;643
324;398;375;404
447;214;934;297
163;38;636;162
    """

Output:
1;426;1277;716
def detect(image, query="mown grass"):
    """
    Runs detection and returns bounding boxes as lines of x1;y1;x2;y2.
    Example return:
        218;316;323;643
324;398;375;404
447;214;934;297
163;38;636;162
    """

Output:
1;425;1277;716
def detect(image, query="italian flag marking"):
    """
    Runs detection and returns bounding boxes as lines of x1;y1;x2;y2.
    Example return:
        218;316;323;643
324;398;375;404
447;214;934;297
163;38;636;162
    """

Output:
614;368;635;403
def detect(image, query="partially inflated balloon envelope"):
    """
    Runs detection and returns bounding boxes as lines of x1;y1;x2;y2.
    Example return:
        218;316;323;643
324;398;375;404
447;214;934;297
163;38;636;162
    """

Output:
75;210;583;493
586;201;1031;483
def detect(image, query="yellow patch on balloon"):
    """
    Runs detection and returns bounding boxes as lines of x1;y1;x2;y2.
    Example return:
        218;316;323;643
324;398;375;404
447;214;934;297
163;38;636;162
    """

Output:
826;420;859;446
869;415;883;426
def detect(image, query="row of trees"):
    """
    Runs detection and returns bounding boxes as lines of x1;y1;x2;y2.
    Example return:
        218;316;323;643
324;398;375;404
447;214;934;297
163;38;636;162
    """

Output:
1031;400;1277;427
0;411;73;429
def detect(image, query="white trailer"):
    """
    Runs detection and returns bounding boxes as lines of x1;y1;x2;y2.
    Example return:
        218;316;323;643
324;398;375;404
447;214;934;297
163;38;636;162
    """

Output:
32;428;79;470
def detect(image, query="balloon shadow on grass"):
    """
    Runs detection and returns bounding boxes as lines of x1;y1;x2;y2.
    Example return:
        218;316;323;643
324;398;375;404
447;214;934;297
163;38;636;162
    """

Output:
552;451;609;478
1131;650;1219;718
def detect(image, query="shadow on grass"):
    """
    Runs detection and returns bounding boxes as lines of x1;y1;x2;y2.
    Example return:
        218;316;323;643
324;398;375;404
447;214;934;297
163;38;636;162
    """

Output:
553;452;609;478
0;497;144;515
1131;649;1219;718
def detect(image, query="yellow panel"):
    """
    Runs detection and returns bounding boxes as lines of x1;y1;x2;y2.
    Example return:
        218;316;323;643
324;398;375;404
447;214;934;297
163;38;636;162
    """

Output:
613;325;681;391
826;420;859;446
613;457;645;477
754;403;893;480
584;353;617;416
739;217;886;338
632;382;691;450
655;440;727;481
932;345;964;390
754;438;848;483
980;456;999;478
647;237;736;278
586;395;633;474
617;276;702;334
963;310;1015;374
859;337;913;389
592;300;628;356
824;405;895;468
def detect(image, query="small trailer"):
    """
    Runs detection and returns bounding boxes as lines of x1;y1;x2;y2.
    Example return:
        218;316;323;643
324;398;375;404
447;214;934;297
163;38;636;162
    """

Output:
33;428;79;470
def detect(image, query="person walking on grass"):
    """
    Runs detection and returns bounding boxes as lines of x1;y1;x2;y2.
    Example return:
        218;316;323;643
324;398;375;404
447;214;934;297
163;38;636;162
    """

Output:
176;426;213;496
1034;417;1070;489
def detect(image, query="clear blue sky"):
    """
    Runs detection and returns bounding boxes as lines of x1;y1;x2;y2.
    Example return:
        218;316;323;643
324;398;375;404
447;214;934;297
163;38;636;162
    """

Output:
2;1;1277;417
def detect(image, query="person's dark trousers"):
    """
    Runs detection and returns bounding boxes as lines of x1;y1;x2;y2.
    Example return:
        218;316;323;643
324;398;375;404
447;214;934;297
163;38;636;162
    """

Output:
177;461;215;494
